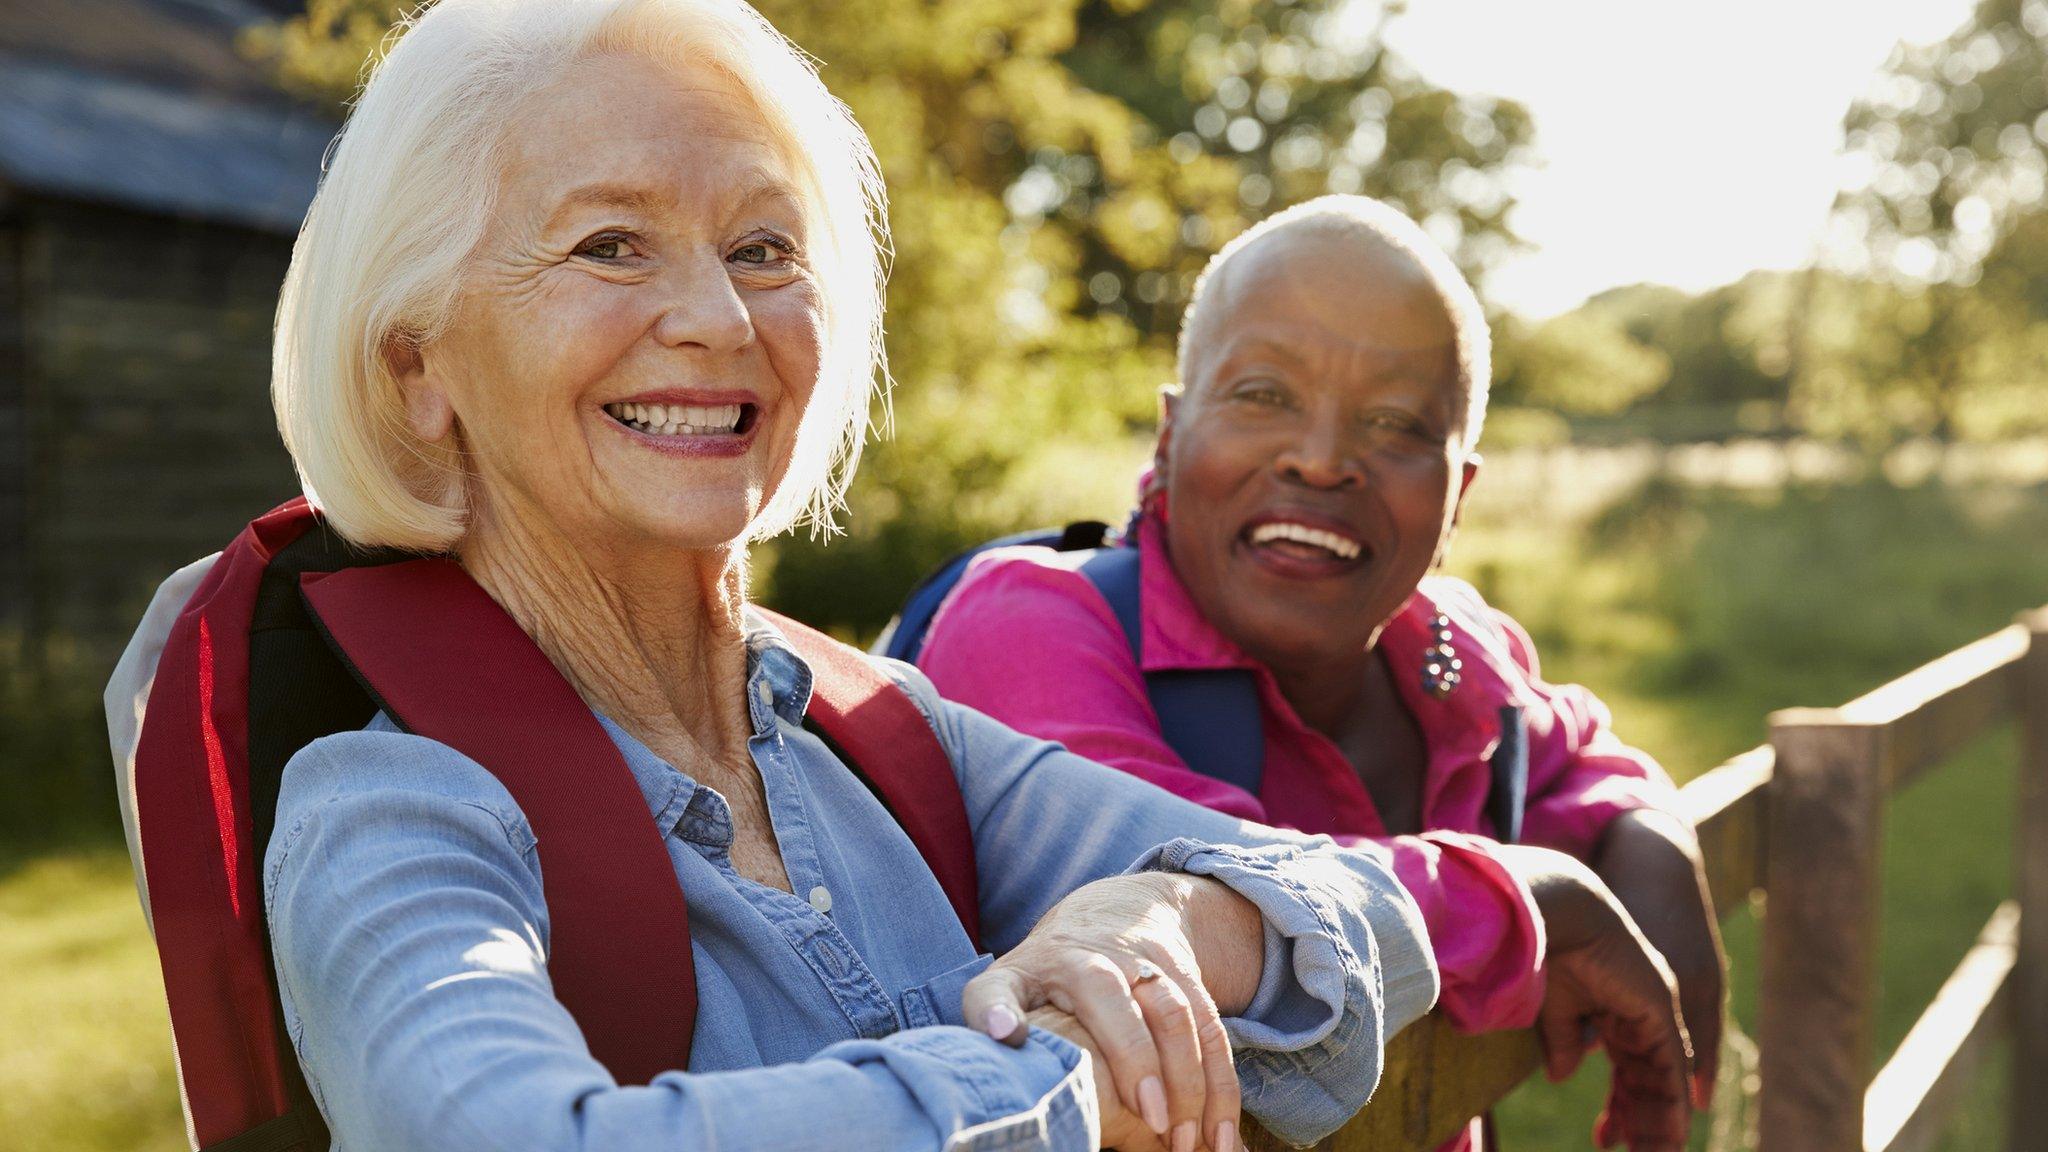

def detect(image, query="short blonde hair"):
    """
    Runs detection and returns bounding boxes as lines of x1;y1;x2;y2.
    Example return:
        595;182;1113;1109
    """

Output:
274;0;889;550
1174;195;1491;453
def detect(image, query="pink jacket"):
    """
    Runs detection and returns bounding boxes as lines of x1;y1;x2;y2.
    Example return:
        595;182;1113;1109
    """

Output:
920;510;1682;1037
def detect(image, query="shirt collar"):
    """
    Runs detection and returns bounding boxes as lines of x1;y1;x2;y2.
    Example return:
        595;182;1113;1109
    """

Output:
583;609;819;846
740;607;816;732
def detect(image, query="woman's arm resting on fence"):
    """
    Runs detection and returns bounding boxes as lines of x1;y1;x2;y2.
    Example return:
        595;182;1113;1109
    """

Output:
1593;808;1727;1110
265;730;1097;1152
1497;843;1695;1152
878;660;1439;1149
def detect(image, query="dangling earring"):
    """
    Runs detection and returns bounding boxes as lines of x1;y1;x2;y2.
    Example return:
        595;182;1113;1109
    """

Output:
1422;612;1462;699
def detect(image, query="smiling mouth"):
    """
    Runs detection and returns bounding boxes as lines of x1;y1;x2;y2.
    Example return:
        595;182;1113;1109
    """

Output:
1239;519;1374;575
603;401;758;437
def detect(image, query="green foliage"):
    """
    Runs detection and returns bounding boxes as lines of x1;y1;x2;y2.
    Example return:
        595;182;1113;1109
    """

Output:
1492;306;1670;417
1833;0;2048;286
1816;0;2048;441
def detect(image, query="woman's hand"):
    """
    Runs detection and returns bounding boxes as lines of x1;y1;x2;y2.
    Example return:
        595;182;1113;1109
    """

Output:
1025;1006;1172;1151
1594;809;1728;1111
963;873;1253;1152
1497;845;1694;1152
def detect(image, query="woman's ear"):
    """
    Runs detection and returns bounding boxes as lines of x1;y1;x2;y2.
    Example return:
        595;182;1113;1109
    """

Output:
1452;452;1482;531
1431;452;1483;570
383;332;455;443
1153;386;1182;475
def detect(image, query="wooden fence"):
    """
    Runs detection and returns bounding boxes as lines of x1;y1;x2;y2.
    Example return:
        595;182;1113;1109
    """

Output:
1248;607;2048;1152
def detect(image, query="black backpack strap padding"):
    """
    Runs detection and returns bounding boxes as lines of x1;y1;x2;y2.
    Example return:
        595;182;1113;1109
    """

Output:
1076;547;1265;797
237;528;412;1152
198;1108;321;1152
1488;705;1529;845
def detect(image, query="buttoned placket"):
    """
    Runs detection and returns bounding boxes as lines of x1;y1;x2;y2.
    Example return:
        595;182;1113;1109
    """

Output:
686;639;904;1041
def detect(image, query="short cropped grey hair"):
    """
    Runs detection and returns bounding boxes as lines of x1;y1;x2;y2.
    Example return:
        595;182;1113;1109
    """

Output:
273;0;889;550
1174;195;1491;453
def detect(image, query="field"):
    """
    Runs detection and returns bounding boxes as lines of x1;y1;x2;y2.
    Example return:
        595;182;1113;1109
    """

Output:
2;443;2043;1151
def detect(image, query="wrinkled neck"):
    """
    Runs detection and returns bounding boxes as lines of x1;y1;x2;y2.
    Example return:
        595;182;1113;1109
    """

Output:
457;500;755;770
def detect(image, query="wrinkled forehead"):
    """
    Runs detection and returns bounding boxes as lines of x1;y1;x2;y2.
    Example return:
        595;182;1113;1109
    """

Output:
495;53;816;231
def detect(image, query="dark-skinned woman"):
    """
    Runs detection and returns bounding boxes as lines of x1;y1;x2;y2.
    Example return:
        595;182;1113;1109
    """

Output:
918;196;1726;1152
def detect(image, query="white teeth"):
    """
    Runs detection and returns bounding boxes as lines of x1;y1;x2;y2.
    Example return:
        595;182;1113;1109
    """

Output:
1250;521;1362;560
605;401;746;436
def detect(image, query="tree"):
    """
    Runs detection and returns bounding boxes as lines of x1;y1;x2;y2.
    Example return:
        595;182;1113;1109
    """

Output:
247;0;1534;634
1492;308;1669;418
1056;0;1536;334
1827;0;2048;439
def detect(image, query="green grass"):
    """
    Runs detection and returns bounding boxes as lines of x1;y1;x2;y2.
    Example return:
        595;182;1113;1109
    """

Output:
3;467;2041;1151
0;848;186;1152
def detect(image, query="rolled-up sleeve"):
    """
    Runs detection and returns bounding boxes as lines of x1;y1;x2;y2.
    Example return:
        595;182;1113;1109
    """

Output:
877;659;1439;1145
266;730;1099;1152
1127;839;1435;1142
1365;831;1546;1033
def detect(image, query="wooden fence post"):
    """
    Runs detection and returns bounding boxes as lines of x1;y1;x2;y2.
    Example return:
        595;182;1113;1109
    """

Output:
2015;609;2048;1152
1760;710;1888;1152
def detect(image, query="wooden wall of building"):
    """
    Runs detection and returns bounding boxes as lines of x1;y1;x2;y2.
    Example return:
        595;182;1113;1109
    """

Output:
6;196;300;668
1;211;27;642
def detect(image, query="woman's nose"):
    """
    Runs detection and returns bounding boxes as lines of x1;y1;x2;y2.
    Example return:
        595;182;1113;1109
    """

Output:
652;258;756;353
1275;420;1364;489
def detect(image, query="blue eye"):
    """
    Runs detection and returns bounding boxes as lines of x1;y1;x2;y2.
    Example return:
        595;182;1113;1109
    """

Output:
731;234;796;265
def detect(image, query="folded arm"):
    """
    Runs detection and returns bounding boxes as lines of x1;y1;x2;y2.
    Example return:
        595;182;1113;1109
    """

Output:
880;659;1438;1147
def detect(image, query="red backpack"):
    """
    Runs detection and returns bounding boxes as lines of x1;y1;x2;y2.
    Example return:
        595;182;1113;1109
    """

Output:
132;498;980;1152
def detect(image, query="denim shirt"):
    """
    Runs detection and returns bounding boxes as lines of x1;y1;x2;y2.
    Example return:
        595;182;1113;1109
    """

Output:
259;611;1438;1152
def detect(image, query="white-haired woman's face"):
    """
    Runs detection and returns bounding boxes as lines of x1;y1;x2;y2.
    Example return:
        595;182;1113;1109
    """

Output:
396;53;823;554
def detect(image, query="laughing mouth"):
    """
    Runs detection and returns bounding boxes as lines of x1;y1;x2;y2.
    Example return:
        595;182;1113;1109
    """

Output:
1246;519;1366;562
603;401;756;436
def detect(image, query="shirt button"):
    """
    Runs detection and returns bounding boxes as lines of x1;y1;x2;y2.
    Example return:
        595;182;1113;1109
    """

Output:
808;885;833;914
756;680;774;708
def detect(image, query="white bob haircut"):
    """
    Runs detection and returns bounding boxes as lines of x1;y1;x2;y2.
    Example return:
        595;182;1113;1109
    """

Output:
274;0;889;550
1173;194;1492;454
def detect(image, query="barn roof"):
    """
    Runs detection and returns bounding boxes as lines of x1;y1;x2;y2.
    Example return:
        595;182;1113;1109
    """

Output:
0;0;337;234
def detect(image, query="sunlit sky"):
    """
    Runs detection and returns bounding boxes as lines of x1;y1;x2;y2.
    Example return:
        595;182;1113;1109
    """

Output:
1370;0;1981;318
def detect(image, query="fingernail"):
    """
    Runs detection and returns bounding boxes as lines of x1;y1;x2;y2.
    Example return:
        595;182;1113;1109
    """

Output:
983;1003;1018;1040
1138;1076;1169;1134
1172;1120;1198;1152
1215;1118;1239;1152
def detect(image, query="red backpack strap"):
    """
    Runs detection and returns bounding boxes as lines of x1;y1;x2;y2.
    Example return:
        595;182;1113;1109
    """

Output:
299;558;697;1082
135;500;318;1148
755;608;982;947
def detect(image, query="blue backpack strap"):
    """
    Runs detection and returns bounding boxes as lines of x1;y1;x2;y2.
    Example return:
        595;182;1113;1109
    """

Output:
877;522;1109;663
1077;548;1265;797
1488;704;1529;844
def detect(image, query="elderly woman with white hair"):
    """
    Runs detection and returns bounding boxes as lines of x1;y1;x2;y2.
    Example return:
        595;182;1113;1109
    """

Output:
104;3;1439;1152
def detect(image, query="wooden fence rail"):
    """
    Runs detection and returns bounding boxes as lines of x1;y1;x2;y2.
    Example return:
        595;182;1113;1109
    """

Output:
1245;607;2048;1152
